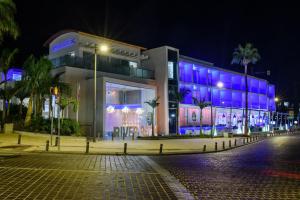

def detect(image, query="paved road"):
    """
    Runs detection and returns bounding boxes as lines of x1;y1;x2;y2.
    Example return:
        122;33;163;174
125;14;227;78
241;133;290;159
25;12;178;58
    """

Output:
152;135;300;200
0;154;176;200
0;135;299;199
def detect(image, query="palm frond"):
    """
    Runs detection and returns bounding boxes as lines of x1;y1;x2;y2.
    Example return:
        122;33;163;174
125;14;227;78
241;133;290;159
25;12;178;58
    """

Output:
231;43;260;67
0;0;19;41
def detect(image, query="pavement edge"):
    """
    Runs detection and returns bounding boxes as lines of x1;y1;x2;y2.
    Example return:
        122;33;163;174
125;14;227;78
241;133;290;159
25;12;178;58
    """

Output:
142;156;195;200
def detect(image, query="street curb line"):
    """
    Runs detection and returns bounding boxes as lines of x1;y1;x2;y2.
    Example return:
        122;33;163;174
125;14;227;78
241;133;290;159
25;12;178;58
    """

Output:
0;134;296;156
142;156;195;200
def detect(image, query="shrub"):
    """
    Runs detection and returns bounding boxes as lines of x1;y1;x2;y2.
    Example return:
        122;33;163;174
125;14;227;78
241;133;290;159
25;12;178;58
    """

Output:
23;116;80;136
61;119;80;136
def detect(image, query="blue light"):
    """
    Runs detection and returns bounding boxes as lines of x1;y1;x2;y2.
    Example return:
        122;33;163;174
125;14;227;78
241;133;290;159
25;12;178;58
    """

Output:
178;60;275;111
51;38;76;53
1;68;22;81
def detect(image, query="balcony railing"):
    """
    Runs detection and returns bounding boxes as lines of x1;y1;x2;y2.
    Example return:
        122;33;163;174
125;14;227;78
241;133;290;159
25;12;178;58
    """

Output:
51;55;155;80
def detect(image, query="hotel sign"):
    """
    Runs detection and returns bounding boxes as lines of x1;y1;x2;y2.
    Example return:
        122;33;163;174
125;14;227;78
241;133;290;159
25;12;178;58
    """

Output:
113;126;138;137
51;38;76;53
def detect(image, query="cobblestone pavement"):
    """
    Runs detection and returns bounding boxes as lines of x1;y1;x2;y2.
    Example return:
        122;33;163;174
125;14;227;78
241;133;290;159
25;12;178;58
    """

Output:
0;154;177;200
152;135;300;200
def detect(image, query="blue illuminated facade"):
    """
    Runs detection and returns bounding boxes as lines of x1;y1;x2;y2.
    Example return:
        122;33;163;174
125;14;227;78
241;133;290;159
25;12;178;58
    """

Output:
178;59;275;111
177;56;275;134
0;68;23;81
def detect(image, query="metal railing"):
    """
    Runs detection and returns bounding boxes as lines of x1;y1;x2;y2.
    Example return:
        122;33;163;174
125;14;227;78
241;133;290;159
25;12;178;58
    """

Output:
51;55;155;80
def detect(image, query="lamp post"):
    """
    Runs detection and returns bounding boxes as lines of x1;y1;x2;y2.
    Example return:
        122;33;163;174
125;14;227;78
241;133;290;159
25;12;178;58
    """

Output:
208;70;223;138
82;43;109;142
93;47;97;142
50;86;59;146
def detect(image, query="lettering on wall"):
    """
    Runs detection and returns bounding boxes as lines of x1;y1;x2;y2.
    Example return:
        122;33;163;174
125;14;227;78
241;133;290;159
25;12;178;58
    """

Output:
51;38;76;53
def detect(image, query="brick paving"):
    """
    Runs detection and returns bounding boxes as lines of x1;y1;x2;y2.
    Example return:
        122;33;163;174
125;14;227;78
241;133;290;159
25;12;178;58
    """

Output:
152;135;300;200
0;154;177;200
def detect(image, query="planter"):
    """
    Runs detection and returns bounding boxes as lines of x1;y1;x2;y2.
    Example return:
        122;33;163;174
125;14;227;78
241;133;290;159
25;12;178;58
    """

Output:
4;123;14;134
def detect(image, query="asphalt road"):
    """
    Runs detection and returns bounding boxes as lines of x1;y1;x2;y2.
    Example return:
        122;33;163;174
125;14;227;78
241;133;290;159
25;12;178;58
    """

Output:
152;135;300;199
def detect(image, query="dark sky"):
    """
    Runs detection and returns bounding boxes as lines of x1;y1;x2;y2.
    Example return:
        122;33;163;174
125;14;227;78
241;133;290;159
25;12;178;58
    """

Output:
5;0;300;101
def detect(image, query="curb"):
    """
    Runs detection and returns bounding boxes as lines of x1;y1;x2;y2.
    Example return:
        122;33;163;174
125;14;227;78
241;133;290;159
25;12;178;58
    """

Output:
1;134;295;156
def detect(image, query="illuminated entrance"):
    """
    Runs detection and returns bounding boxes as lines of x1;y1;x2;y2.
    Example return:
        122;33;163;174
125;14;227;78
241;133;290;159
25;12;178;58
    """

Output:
104;82;155;138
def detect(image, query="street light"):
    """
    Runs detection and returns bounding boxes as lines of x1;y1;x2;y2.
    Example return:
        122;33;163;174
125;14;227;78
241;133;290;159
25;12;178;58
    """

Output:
80;42;110;142
216;81;224;88
209;74;224;138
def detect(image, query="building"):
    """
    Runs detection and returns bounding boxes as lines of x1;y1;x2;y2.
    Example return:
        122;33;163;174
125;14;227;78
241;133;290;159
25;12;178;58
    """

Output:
45;30;277;138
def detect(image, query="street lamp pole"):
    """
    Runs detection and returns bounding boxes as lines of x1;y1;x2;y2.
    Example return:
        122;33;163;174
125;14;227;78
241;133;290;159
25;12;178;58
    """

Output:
81;43;108;142
93;47;97;142
207;72;214;138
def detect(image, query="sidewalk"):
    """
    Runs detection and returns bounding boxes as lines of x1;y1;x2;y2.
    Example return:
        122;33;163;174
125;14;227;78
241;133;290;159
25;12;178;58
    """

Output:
1;130;291;155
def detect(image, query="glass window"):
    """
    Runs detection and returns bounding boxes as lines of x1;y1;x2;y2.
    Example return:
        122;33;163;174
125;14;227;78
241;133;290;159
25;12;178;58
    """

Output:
105;82;155;137
168;61;174;79
129;61;137;68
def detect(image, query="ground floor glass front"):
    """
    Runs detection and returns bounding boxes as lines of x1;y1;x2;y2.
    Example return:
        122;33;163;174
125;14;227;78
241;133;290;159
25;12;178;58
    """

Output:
104;82;155;138
179;104;270;135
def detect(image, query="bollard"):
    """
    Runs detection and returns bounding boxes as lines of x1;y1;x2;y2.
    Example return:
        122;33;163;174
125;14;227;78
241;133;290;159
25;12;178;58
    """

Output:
55;137;59;146
46;140;49;151
234;139;237;147
229;140;232;148
215;142;218;151
112;133;114;141
222;141;225;150
250;137;252;142
18;134;21;145
86;141;89;154
203;144;206;152
246;137;249;143
159;144;163;154
132;132;135;141
256;136;258;140
243;138;245;144
124;143;127;154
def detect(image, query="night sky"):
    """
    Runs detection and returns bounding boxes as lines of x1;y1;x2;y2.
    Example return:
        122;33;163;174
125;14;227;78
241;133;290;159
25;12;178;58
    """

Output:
4;0;300;101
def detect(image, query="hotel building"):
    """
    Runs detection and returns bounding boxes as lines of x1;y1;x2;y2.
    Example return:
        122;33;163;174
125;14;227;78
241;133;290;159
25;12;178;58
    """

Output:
44;30;277;138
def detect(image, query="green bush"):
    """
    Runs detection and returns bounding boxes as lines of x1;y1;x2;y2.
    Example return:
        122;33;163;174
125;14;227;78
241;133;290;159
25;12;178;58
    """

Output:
23;116;80;136
61;119;80;136
27;116;51;132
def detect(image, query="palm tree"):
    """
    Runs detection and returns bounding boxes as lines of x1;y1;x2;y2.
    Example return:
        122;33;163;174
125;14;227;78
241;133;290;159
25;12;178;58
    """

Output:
56;96;78;123
15;80;30;116
173;88;190;135
231;43;260;135
192;97;211;135
23;55;52;126
0;85;20;121
144;97;160;137
0;0;19;42
0;48;18;126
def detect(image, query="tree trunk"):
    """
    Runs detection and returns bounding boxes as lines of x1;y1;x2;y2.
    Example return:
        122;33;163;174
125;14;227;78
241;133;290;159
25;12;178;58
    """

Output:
200;108;203;135
7;99;11;119
244;64;249;135
2;77;7;126
25;94;33;126
2;98;6;125
61;108;64;124
19;99;23;116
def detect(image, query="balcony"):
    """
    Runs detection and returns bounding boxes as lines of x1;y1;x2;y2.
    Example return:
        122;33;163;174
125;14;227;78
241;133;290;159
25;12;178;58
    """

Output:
50;55;155;80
